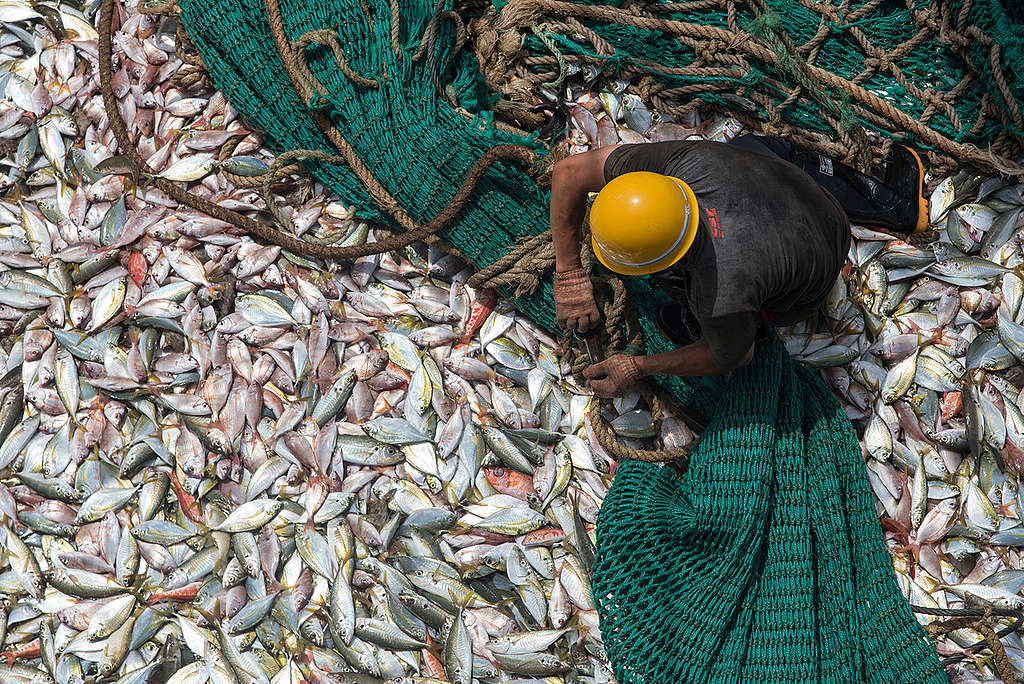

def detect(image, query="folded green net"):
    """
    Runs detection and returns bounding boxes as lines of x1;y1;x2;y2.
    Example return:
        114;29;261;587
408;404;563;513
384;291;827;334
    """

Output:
593;327;948;682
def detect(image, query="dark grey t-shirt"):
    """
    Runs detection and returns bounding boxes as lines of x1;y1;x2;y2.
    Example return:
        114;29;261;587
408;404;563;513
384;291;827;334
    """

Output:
604;141;850;371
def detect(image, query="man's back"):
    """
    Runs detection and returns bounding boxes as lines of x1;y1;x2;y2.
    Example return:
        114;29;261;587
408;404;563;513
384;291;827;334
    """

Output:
604;140;851;324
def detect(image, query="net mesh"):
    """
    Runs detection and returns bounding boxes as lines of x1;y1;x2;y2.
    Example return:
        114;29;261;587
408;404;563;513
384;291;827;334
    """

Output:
593;327;948;683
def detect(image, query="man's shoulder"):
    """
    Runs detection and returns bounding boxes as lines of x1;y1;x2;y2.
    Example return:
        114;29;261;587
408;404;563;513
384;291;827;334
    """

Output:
603;139;700;172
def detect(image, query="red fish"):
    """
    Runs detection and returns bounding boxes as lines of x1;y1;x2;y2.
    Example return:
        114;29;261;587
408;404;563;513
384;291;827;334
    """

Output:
169;469;205;525
1003;440;1024;479
1;638;40;665
483;467;535;500
147;581;202;605
941;391;962;422
125;250;147;288
459;288;498;344
422;633;446;679
521;527;568;547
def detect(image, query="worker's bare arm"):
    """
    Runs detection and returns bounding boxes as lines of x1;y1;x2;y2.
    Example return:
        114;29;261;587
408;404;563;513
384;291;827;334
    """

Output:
583;340;754;396
550;145;620;272
636;339;755;377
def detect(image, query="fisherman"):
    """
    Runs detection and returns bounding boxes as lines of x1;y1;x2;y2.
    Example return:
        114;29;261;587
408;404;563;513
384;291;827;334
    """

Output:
551;135;929;397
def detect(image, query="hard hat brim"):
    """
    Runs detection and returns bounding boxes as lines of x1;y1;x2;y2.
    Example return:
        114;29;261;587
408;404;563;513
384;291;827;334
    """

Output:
592;177;700;276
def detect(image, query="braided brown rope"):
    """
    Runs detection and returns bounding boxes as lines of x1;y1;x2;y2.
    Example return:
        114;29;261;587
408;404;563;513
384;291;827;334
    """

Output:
924;604;1017;683
99;0;549;266
475;0;1024;177
466;231;556;295
291;29;380;88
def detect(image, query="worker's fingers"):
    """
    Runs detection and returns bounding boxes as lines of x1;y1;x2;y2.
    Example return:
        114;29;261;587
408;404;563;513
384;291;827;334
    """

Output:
588;378;617;398
582;361;608;379
577;313;594;334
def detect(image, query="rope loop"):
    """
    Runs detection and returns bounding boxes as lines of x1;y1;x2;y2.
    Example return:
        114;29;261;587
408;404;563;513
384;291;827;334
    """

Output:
586;387;693;463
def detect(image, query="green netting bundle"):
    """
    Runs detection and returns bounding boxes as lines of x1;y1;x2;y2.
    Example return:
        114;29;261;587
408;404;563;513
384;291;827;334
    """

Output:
593;327;948;682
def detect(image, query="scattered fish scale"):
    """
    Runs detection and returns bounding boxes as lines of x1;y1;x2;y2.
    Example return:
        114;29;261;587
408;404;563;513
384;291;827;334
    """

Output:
0;0;1022;681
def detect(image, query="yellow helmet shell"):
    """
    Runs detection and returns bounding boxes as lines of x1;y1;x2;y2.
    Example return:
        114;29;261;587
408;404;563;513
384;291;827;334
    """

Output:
590;171;700;276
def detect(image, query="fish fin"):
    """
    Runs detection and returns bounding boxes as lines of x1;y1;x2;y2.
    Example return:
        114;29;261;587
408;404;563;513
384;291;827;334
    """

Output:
495;596;520;611
902;318;924;337
131;576;154;602
145;604;178;618
192;603;218;625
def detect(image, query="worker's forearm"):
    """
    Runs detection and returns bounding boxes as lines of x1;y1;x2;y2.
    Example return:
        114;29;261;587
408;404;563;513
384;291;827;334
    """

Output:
550;170;589;272
634;340;730;377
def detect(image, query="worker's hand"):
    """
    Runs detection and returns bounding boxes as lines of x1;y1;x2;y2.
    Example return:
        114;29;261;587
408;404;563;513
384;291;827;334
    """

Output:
553;268;600;333
584;354;643;398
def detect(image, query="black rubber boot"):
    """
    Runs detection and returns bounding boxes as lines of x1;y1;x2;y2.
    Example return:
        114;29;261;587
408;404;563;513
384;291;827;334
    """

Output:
654;302;703;346
883;145;929;234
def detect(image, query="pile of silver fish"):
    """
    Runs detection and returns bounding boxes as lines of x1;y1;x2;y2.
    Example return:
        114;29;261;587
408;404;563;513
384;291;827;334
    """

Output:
0;0;1021;682
781;173;1024;683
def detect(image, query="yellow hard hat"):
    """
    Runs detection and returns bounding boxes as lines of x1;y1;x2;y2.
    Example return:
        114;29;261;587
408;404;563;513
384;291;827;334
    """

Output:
590;171;700;276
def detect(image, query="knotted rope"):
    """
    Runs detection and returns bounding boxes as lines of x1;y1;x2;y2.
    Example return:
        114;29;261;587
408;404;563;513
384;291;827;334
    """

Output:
471;0;1024;179
922;604;1018;683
